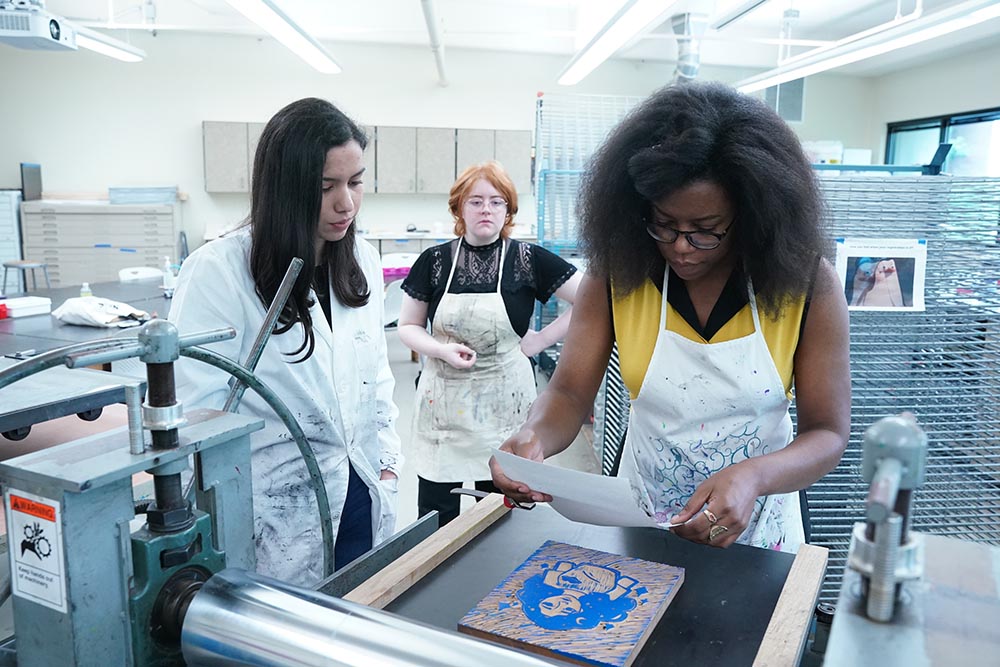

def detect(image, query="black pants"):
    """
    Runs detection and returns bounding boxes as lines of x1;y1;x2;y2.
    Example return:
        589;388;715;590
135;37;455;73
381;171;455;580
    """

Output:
334;464;373;571
417;477;499;527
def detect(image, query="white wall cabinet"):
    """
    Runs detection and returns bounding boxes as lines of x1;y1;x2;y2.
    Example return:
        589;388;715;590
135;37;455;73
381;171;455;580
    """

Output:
375;126;418;193
416;128;456;194
363;125;376;177
205;121;532;197
495;130;533;194
203;121;250;193
456;129;495;175
247;122;266;180
20;201;178;287
456;129;533;194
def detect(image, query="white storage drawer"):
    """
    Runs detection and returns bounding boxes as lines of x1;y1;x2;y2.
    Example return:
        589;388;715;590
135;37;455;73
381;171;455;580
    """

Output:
23;227;175;247
19;201;179;288
23;246;173;287
0;190;23;292
381;238;422;254
21;202;173;216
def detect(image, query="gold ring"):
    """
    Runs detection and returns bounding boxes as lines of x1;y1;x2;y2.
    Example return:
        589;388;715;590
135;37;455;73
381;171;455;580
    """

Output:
708;524;729;542
702;508;718;524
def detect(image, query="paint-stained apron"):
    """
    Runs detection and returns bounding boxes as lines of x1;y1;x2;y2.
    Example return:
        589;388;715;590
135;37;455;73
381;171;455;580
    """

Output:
412;239;537;482
619;267;803;552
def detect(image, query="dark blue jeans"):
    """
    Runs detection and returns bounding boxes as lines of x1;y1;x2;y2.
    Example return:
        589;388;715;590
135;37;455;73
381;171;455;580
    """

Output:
334;464;373;571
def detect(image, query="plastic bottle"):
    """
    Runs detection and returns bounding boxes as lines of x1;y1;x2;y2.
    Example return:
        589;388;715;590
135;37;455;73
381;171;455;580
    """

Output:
162;256;177;298
80;282;93;297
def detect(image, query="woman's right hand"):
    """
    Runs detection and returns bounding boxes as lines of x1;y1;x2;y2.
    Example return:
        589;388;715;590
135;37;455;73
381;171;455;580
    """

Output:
489;430;554;505
438;343;477;369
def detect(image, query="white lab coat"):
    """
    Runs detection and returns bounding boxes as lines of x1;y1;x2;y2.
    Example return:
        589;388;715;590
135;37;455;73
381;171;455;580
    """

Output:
168;228;402;586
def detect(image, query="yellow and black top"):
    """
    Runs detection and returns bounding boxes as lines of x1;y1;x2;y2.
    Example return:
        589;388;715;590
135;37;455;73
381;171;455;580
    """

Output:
611;268;810;401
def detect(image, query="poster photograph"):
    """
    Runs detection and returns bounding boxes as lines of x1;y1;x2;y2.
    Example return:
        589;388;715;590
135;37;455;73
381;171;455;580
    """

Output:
834;238;927;312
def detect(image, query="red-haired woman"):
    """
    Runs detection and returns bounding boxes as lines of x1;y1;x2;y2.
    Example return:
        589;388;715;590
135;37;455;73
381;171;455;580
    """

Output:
398;161;582;525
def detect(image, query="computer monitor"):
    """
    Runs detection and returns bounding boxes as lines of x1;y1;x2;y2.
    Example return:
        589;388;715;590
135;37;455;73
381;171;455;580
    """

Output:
20;163;42;201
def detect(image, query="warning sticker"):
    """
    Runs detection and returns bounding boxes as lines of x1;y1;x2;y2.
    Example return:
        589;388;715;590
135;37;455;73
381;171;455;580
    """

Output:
5;489;66;614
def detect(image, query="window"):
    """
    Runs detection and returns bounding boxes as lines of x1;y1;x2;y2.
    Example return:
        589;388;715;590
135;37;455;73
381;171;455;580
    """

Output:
887;108;1000;176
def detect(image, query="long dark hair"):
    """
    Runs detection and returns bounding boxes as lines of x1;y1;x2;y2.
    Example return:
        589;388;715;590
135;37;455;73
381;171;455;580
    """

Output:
578;81;825;313
248;97;370;361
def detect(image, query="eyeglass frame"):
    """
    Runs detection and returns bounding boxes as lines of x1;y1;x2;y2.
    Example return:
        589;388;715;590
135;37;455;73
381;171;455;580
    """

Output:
644;215;736;250
464;196;509;211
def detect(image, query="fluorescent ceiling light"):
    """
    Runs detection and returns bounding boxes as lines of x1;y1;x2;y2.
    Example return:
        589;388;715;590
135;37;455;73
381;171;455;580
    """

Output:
559;0;679;86
736;0;1000;93
74;25;145;62
225;0;341;74
711;0;769;31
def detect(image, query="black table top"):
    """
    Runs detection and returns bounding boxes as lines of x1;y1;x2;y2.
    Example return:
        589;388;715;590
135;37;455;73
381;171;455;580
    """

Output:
386;505;797;667
0;357;145;435
0;278;170;354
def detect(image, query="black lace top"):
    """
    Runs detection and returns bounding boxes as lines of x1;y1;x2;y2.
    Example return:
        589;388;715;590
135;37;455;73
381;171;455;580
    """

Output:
401;237;577;337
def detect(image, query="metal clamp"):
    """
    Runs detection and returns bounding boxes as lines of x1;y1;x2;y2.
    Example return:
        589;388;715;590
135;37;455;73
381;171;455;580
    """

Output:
847;521;923;581
142;402;187;431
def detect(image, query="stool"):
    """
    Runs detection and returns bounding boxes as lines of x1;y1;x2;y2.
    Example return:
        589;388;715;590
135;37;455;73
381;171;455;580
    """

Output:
2;260;51;293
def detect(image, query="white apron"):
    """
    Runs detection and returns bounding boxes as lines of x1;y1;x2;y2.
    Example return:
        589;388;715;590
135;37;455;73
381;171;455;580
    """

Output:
619;268;803;552
412;239;537;482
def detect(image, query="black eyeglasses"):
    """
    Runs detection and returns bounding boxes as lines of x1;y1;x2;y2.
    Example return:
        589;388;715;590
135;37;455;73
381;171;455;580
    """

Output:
645;217;735;250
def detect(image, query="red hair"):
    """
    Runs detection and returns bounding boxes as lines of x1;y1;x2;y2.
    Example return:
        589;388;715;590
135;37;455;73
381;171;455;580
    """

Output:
449;161;519;238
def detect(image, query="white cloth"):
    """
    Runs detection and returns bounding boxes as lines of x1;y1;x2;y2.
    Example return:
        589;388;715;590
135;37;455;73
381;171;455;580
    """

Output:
412;239;537;481
169;229;402;585
619;267;803;552
52;296;150;328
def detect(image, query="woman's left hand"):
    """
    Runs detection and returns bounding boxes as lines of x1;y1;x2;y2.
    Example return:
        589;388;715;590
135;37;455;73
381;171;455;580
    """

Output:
668;461;762;548
519;330;549;357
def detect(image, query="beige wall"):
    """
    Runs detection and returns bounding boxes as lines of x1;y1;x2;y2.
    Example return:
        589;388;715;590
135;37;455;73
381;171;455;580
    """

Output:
869;41;1000;161
788;75;878;157
1;30;998;247
0;31;756;244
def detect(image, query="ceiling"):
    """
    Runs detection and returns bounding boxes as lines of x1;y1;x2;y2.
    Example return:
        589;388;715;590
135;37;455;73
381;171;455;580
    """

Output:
41;0;1000;79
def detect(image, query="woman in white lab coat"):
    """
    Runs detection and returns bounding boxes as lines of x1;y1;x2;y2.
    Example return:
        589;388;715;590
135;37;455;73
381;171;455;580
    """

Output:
169;98;402;586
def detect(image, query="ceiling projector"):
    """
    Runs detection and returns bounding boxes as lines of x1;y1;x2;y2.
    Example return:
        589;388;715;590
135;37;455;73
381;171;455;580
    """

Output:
0;2;78;51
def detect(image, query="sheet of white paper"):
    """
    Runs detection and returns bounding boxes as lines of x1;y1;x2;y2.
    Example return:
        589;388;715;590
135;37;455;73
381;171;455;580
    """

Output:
494;449;678;529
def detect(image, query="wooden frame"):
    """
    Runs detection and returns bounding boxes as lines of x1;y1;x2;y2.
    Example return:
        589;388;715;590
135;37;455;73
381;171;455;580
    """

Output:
346;495;828;667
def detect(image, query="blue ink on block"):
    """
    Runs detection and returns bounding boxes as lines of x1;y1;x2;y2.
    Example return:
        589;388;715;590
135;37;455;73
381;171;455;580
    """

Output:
459;541;685;667
516;561;637;630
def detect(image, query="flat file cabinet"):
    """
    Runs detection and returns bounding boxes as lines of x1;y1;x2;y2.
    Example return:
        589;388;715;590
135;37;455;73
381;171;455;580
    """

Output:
0;190;24;293
20;201;178;287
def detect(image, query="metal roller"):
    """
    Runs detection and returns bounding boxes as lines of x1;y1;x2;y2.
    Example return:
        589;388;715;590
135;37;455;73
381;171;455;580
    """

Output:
182;568;563;667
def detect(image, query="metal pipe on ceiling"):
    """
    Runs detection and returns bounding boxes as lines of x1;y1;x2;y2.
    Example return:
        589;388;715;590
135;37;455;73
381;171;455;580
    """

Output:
420;0;448;87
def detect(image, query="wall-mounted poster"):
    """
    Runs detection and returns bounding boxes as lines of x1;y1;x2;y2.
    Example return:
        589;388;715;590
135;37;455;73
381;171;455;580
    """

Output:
835;238;927;312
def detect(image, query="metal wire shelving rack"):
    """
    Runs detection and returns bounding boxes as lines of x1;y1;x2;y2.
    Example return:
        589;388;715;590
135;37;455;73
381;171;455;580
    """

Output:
807;174;1000;602
532;93;641;382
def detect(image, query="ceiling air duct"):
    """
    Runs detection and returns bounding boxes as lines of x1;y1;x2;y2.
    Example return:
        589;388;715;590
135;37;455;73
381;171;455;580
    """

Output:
671;12;708;83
